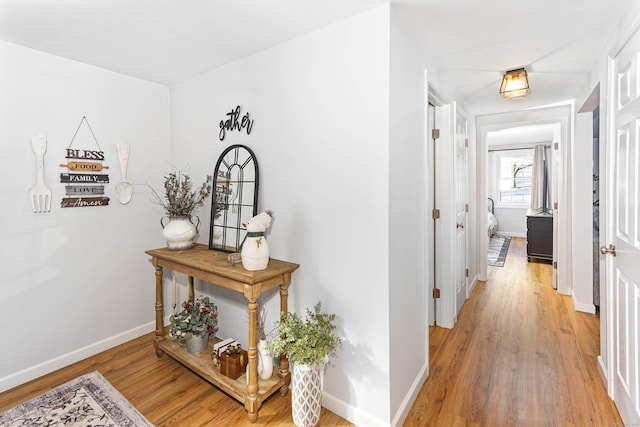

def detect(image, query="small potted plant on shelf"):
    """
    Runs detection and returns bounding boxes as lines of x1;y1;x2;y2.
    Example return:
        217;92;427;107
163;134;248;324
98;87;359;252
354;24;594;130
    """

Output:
169;295;219;354
151;168;212;250
270;302;341;427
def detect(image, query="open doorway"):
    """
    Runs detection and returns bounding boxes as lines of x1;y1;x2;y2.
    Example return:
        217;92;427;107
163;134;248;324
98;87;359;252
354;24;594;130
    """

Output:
427;85;468;328
485;124;556;282
476;105;571;295
576;84;601;314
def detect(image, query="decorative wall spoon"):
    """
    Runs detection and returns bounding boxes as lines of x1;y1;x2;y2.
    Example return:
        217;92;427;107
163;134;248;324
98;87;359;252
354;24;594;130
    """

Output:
115;143;132;204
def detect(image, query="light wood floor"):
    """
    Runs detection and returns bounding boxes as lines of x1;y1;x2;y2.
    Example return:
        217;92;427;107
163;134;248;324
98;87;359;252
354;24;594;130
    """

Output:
0;237;624;426
0;333;353;426
405;237;623;426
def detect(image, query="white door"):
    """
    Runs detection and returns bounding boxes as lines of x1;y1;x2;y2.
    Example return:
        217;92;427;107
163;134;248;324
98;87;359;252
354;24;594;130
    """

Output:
607;25;640;425
427;103;436;326
433;101;456;328
454;111;467;316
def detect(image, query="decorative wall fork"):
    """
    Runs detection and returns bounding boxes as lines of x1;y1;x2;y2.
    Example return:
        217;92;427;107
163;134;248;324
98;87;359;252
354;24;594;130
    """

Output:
29;133;52;213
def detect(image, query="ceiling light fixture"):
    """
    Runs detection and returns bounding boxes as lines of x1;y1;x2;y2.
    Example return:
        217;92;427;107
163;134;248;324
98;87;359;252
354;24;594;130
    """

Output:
499;67;531;99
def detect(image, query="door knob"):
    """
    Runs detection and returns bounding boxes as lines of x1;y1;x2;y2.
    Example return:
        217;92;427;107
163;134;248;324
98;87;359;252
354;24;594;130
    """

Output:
599;244;616;256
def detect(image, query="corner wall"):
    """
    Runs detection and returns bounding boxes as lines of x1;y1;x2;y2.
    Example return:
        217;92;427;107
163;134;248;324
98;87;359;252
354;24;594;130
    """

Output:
170;5;392;426
388;5;429;425
0;40;170;391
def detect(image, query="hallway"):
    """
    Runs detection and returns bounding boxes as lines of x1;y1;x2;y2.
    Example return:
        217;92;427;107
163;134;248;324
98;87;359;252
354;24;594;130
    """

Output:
405;237;622;426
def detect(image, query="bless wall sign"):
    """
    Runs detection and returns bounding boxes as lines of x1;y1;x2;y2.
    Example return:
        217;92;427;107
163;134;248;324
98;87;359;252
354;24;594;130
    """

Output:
60;117;110;208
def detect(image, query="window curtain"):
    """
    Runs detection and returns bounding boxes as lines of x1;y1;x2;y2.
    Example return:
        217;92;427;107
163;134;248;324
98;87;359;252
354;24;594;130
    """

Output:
530;144;550;210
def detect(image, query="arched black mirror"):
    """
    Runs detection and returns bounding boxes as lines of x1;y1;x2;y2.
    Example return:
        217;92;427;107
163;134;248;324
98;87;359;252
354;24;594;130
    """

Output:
209;144;259;252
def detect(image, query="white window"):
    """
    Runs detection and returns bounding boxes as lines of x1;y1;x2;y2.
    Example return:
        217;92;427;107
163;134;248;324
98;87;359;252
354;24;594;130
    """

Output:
491;149;534;207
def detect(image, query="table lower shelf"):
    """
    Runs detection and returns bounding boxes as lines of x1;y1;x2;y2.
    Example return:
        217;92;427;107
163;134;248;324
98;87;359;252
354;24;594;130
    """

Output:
156;336;284;404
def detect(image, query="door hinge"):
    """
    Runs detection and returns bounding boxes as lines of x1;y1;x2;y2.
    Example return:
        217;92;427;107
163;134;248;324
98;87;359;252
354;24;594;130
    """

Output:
465;203;469;213
432;209;440;219
432;129;440;140
553;261;558;269
465;268;469;277
554;202;558;210
465;138;469;148
554;142;559;150
433;288;441;299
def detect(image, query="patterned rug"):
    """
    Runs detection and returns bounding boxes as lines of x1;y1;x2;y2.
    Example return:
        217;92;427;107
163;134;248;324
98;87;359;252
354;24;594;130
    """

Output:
0;371;152;427
488;235;511;267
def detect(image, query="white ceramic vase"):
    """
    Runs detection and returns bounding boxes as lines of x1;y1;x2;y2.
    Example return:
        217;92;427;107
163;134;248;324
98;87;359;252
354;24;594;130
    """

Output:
245;339;274;382
291;363;323;427
161;215;199;250
258;339;273;380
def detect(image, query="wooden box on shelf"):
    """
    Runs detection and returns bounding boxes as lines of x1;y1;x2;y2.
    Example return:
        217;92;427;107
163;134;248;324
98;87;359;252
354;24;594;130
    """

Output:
220;348;248;379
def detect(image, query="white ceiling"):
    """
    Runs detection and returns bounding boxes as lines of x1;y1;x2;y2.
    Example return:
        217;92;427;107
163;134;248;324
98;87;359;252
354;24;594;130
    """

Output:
0;0;631;116
487;125;556;148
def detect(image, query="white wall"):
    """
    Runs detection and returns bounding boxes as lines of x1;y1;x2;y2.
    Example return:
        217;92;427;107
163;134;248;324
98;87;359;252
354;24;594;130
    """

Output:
388;6;429;425
0;40;170;391
493;207;527;237
170;6;393;426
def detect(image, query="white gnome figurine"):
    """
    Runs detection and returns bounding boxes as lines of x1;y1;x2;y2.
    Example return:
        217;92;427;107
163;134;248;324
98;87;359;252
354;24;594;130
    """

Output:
240;210;273;271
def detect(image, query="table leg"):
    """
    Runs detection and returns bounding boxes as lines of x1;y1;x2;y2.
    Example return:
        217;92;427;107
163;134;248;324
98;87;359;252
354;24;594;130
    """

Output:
279;277;291;396
245;297;259;422
153;262;164;357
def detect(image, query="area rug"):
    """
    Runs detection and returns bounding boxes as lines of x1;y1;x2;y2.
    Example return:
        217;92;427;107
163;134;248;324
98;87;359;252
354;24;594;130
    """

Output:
488;235;511;267
0;371;152;427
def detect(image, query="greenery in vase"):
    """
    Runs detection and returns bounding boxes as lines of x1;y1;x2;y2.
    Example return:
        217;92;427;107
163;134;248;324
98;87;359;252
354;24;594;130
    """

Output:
169;295;219;340
257;305;268;341
269;301;341;367
152;168;212;217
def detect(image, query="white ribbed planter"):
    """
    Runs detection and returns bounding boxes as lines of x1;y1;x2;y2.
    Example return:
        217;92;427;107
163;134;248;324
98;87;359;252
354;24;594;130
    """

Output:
291;363;323;427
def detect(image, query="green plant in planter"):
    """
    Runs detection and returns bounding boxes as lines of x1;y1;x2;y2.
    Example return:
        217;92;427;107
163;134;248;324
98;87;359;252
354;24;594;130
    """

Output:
169;295;218;340
269;301;341;367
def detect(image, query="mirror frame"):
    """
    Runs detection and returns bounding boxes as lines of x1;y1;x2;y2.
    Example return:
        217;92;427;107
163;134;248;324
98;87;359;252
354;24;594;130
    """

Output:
209;144;259;252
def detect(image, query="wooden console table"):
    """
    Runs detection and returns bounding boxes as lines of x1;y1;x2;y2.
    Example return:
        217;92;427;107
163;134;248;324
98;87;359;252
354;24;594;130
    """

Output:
145;244;299;422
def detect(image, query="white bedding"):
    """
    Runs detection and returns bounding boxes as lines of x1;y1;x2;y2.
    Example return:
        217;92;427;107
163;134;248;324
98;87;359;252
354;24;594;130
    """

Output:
488;211;498;237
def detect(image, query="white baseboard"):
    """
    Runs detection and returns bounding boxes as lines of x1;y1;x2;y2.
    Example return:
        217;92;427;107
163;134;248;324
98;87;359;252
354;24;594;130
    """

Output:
323;389;388;427
390;362;429;426
597;355;610;394
571;290;596;314
0;322;155;393
322;360;429;427
468;275;478;294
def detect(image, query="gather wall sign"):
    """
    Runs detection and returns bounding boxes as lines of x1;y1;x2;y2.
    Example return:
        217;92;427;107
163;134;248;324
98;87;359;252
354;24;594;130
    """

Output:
219;105;254;141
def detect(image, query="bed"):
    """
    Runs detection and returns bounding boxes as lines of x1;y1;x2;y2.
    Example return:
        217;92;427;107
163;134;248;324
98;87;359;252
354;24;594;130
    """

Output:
488;198;498;237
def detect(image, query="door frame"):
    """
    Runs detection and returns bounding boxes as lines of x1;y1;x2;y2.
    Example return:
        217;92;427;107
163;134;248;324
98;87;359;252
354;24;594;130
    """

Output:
476;106;571;296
